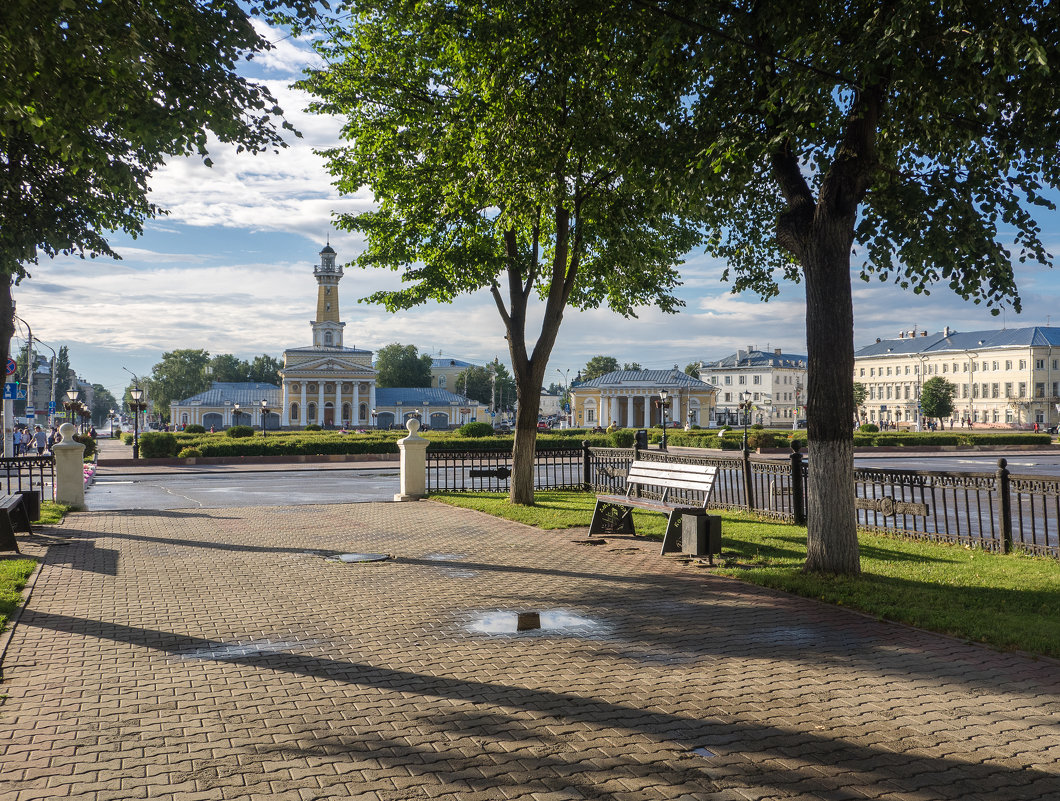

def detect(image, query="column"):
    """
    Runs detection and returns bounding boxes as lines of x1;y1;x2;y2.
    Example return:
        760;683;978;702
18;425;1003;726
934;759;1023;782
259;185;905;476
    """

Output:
335;383;342;426
369;383;377;422
281;382;289;426
317;382;325;425
626;396;634;428
353;382;360;424
300;383;307;427
672;393;681;426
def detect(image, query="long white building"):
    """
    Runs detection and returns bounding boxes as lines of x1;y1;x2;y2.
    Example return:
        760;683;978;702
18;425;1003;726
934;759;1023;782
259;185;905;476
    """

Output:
699;347;808;426
853;326;1060;428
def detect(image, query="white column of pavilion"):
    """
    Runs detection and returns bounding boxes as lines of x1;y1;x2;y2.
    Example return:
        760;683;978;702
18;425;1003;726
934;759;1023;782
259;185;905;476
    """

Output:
281;383;290;426
300;383;307;427
353;382;360;424
317;382;325;425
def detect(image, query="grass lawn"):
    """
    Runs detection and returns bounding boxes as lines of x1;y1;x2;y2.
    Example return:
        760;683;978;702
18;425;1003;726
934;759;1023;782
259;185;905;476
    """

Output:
0;502;70;633
432;491;1060;660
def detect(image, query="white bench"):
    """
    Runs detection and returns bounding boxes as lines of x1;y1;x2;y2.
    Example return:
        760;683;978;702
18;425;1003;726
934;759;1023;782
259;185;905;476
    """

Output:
589;460;719;557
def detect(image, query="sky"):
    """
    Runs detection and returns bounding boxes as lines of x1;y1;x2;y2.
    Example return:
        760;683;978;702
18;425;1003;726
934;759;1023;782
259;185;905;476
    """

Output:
13;20;1060;406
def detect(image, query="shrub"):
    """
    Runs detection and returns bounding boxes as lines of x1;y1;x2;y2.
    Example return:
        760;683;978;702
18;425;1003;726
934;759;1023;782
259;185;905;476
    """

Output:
304;424;322;431
859;423;880;433
747;430;776;449
457;421;495;438
138;432;179;459
184;424;206;434
226;425;255;439
122;433;134;446
751;423;764;430
178;447;203;458
72;434;97;458
609;429;635;448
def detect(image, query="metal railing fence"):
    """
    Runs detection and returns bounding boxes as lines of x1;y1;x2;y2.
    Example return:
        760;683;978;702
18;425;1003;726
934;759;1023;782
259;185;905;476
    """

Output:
0;456;56;501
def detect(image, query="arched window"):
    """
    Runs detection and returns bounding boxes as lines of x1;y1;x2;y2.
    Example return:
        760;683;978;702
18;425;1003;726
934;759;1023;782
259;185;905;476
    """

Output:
359;402;367;422
307;402;317;422
439;375;446;387
181;413;188;424
290;402;299;422
342;403;352;424
324;331;333;346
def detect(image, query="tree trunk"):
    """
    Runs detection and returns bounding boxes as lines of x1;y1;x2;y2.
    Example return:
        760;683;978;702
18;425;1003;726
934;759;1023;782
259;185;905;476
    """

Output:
802;231;860;575
510;375;542;505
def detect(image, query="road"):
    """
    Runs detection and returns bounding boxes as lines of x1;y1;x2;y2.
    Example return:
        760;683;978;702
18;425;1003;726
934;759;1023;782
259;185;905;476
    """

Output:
87;466;400;510
854;453;1060;476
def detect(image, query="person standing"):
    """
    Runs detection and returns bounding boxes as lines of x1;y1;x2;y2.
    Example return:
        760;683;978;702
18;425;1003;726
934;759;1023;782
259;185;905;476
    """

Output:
20;427;31;456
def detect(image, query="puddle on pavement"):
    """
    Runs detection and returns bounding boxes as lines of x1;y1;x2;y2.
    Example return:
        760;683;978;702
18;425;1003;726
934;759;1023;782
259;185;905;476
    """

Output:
425;553;467;561
178;638;315;661
467;609;602;636
692;747;716;758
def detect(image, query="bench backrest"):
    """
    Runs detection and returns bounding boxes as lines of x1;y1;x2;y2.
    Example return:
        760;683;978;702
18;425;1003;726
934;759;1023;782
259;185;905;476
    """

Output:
626;460;717;497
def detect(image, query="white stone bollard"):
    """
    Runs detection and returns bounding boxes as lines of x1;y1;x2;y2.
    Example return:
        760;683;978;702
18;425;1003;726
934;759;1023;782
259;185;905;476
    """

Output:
53;422;86;508
394;417;428;502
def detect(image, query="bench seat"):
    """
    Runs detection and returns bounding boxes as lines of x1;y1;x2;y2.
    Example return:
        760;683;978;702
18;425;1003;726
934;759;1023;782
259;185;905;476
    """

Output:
0;493;34;553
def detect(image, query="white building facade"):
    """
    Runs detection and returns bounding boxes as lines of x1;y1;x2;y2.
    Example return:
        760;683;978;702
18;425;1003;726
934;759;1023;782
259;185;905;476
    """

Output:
853;326;1060;429
699;347;808;426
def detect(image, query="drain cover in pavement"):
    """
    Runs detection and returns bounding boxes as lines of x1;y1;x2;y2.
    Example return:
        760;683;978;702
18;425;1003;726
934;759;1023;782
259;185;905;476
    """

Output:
468;610;599;635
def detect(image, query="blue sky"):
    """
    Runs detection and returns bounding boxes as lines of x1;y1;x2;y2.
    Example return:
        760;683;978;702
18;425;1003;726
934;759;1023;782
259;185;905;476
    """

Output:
14;21;1060;406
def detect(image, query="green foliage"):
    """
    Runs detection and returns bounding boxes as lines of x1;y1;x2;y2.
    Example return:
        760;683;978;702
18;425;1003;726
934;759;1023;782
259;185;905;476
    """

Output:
375;343;433;388
146;349;211;418
582;357;619;382
72;434;97;459
747;431;776;449
138;432;178;459
1;558;38;633
207;353;283;384
609;429;635;448
304;424;322;431
750;423;764;430
921;377;958;422
853;382;868;408
226;425;255;439
454;360;517;408
457;422;495;438
122;433;133;446
177;447;203;458
91;384;119;426
860;423;880;433
184;424;207;434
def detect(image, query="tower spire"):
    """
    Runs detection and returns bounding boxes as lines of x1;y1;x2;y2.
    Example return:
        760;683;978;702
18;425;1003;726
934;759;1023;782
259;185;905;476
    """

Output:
312;242;345;348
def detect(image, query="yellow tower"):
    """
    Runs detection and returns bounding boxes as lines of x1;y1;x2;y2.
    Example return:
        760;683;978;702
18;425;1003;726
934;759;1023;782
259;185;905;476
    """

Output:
312;242;345;348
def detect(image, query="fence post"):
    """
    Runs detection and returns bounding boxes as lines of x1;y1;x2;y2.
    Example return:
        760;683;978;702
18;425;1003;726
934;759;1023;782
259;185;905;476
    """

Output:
742;442;755;511
54;422;86;508
790;443;805;525
996;458;1012;554
582;440;591;490
394;418;428;501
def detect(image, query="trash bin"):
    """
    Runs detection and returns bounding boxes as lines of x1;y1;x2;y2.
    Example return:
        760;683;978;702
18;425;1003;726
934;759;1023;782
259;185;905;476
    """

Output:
635;429;648;450
19;490;40;523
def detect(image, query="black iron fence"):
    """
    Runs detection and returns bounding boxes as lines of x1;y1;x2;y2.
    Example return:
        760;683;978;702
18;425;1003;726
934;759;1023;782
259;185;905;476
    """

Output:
0;456;55;501
428;442;1059;559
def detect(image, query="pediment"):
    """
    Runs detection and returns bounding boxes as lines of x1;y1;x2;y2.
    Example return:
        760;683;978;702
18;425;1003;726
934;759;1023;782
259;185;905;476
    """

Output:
283;356;373;375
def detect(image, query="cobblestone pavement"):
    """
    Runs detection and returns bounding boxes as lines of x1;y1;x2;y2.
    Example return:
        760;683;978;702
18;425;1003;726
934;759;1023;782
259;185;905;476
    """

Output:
1;502;1058;801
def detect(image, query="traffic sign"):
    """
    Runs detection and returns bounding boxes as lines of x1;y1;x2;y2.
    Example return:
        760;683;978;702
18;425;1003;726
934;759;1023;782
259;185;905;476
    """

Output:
49;401;56;412
26;408;35;419
2;382;25;400
5;358;15;375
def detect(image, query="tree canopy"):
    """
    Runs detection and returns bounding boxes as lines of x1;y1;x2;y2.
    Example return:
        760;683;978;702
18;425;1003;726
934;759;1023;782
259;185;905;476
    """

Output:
209;353;282;384
374;344;433;388
582;357;620;382
147;349;211;419
300;0;702;503
644;0;1060;574
454;361;517;410
920;377;957;424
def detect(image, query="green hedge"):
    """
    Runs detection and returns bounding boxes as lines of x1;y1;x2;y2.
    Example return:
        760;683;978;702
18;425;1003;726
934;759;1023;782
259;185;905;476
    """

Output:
138;432;179;458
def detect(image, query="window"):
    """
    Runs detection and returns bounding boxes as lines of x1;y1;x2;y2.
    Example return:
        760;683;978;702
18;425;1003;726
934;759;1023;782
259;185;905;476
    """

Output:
1005;360;1012;370
859;368;865;377
753;392;760;401
438;375;446;387
724;392;731;402
992;361;999;370
1019;360;1026;369
711;376;718;384
991;383;999;398
870;368;875;377
905;366;910;375
886;386;892;399
1035;383;1045;398
586;408;595;422
953;363;959;373
962;384;968;398
307;402;317;422
1054;382;1060;397
1004;383;1013;398
738;375;746;385
886;367;892;376
1018;382;1026;398
724;376;731;385
869;387;875;400
290;403;299;422
942;363;948;373
963;363;968;372
324;331;333;346
1054;360;1059;370
1036;359;1045;369
1036;410;1045;424
981;383;988;398
1005;408;1013;423
973;384;980;398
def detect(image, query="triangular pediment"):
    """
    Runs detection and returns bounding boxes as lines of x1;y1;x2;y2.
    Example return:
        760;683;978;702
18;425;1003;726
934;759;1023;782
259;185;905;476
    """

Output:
282;355;375;375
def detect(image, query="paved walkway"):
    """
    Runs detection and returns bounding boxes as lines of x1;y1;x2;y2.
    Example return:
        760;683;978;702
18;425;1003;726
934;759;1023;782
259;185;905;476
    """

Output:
1;502;1058;800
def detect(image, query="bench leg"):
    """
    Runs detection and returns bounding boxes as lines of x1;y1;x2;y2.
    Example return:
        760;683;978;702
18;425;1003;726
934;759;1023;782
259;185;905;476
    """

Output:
589;500;636;536
660;509;685;554
0;513;19;553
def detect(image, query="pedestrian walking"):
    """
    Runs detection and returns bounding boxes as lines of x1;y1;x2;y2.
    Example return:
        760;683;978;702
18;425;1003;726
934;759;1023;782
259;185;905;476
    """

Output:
20;428;31;456
32;425;48;456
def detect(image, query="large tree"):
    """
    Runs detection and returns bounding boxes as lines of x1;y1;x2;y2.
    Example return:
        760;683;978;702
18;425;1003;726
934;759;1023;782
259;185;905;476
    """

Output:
648;0;1060;574
921;377;957;429
147;349;211;420
301;0;700;504
582;357;620;382
375;344;433;388
91;384;119;426
0;0;314;402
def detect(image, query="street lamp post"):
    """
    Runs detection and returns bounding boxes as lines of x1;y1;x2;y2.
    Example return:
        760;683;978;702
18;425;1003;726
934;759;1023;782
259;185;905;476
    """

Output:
260;398;270;438
109;409;117;438
129;387;145;459
556;368;570;429
371;409;378;429
737;391;753;452
655;390;672;451
232;404;240;429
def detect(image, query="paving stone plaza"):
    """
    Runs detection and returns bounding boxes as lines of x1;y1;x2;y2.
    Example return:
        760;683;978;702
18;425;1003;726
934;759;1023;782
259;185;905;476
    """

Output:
1;500;1059;800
